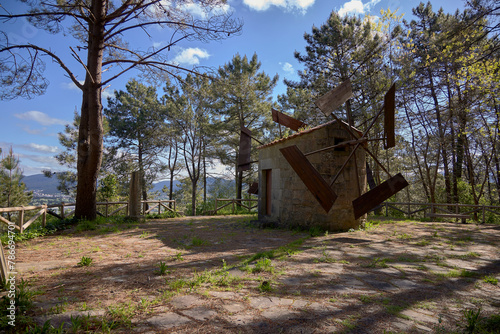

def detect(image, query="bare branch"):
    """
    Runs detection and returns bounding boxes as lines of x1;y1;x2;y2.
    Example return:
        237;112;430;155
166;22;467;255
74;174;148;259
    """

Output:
1;44;82;90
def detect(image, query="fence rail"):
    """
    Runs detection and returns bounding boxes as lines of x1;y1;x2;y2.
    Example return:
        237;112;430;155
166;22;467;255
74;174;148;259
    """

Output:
376;202;500;223
208;199;258;215
0;199;177;233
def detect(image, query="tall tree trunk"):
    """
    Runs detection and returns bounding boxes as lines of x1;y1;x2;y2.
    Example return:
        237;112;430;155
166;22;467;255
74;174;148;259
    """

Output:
191;180;197;216
138;143;148;202
203;145;207;203
427;68;452;203
75;0;106;220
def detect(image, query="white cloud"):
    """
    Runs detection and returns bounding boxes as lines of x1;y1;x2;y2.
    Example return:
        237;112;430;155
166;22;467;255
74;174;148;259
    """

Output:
23;143;60;154
21;125;47;135
243;0;314;12
61;80;84;91
172;48;210;65
338;0;381;16
14;111;69;126
281;62;294;74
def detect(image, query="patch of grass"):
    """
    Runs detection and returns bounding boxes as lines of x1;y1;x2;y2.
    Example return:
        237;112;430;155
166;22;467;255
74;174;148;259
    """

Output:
452;252;480;260
0;218;68;245
251;257;274;274
156;261;170;275
76;219;99;232
77;256;93;267
258;280;272;292
365;257;389;268
395;255;422;263
146;211;181;219
437;269;478;279
415;240;431;246
308;226;325;237
173;252;184;261
385;304;410;319
462;307;482;334
0;279;42;331
397;233;412;240
139;231;150;238
107;302;136;327
482;275;498;285
359;295;374;303
191;236;209;246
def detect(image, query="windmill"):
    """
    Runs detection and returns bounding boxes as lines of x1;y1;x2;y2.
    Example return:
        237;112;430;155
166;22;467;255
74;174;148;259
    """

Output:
279;79;408;219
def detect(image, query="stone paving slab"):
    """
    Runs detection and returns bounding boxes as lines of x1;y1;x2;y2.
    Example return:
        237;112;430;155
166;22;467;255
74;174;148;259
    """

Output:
146;312;192;329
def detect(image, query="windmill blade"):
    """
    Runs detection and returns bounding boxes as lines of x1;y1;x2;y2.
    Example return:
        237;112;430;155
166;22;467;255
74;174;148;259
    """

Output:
384;83;396;149
237;126;252;172
271;108;307;132
315;79;353;117
352;173;409;219
280;145;338;213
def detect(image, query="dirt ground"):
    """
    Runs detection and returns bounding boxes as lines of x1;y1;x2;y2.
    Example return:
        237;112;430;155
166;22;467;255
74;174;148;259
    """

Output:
11;215;500;333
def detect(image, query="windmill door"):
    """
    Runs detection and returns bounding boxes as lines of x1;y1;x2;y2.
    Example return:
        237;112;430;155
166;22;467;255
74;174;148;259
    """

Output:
265;170;272;215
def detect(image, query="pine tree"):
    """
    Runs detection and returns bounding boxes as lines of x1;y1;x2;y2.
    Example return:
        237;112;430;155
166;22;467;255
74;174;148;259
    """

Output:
213;53;278;200
0;148;33;220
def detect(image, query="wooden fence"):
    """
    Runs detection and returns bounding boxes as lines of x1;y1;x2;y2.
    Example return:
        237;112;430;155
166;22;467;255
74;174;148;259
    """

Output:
210;198;258;215
0;199;177;233
377;202;500;223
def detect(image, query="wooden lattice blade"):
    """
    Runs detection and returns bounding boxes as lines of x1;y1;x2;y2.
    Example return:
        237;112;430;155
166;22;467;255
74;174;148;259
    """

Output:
352;173;408;219
280;145;338;213
314;79;353;117
384;83;396;149
238;126;252;172
271;108;307;132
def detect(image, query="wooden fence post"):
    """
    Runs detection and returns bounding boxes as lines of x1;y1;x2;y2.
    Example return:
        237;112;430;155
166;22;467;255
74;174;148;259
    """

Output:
61;202;65;219
42;205;47;227
215;199;218;215
18;208;24;233
105;200;109;218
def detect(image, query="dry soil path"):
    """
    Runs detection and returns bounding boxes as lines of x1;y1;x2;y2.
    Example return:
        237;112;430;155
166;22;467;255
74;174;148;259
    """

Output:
13;216;500;333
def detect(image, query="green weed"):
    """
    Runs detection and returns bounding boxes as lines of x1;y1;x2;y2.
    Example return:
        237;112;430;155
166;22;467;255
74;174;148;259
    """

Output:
191;236;209;246
258;280;272;292
462;308;481;334
482;275;498;285
156;261;170;275
77;256;93;267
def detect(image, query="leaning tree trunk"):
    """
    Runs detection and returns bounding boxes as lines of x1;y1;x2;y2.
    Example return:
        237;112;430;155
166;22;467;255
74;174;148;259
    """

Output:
74;0;106;221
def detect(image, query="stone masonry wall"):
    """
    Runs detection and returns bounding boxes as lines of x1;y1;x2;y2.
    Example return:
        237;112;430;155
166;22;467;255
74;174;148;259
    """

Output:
258;122;366;231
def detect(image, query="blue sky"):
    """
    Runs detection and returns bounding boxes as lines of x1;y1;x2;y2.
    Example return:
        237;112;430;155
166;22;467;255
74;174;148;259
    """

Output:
0;0;464;176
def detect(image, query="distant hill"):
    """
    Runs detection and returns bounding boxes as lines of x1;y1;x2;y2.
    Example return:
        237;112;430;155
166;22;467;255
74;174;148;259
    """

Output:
150;180;181;194
23;174;235;197
23;174;61;195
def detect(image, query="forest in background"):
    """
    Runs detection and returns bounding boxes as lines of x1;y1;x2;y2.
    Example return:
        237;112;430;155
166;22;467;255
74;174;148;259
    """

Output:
1;0;499;216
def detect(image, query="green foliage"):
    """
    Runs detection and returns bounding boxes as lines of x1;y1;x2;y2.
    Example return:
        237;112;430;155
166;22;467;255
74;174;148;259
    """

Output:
482;275;498;285
77;256;93;267
105;79;169;199
258;280;272;292
0;279;40;331
97;174;119;202
462;308;482;334
156;261;170;276
0;147;32;210
0;217;68;245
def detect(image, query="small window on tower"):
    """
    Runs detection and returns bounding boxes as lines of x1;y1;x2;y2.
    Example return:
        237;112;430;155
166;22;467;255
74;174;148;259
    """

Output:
334;137;347;152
